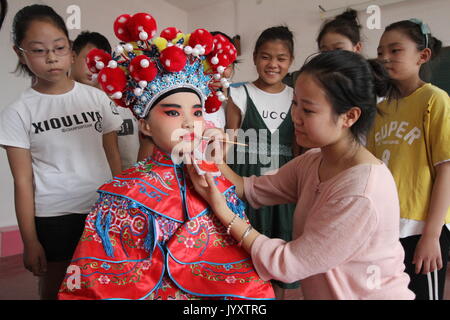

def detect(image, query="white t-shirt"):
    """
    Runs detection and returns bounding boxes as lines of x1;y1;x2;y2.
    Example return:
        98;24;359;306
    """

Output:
113;103;140;170
0;82;123;217
229;83;293;133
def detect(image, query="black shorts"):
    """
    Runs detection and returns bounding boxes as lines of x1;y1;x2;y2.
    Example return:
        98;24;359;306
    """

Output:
35;214;87;262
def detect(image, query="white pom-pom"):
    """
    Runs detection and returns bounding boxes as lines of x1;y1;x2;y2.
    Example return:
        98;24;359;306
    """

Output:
140;59;150;68
184;46;193;55
217;66;226;74
124;43;134;52
139;80;148;88
108;60;118;69
220;77;228;84
211;56;219;65
139;31;149;41
115;45;124;55
192;48;200;56
96;61;105;70
222;82;230;89
111;92;122;99
134;88;143;96
218;95;227;102
91;74;98;82
199;46;206;55
213;73;221;80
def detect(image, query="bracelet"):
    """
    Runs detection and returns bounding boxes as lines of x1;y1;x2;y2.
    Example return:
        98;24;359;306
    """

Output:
226;214;239;235
238;225;253;247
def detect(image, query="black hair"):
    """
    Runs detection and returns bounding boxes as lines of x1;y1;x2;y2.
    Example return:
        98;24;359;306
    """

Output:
317;9;361;48
254;25;294;58
0;0;7;30
72;31;112;55
12;4;69;77
298;50;395;142
384;20;442;60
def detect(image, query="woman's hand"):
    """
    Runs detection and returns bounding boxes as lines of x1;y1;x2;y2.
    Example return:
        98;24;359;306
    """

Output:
186;162;227;211
23;240;47;277
412;234;443;274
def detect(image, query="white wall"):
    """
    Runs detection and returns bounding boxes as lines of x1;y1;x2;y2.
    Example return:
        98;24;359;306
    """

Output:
188;0;450;83
0;0;187;228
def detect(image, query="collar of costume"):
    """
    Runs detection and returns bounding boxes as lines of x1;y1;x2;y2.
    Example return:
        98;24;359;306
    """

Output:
86;12;237;118
98;146;233;223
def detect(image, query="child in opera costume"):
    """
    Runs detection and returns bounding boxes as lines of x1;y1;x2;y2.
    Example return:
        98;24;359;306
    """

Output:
57;12;274;300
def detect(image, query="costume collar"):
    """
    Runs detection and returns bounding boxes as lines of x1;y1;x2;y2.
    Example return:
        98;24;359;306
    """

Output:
99;146;233;223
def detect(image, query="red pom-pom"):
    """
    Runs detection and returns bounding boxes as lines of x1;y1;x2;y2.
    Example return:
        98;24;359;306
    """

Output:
128;13;157;41
189;29;214;55
223;43;237;64
129;55;158;82
212;34;230;54
97;67;127;96
160;46;187;72
114;14;133;42
113;98;127;108
208;52;232;72
160;27;182;41
205;94;223;113
86;49;112;74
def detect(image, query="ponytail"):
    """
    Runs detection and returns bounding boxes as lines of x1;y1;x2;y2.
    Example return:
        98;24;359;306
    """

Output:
367;59;400;102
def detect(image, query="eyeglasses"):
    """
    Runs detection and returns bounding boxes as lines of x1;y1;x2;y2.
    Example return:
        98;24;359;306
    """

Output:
18;44;71;58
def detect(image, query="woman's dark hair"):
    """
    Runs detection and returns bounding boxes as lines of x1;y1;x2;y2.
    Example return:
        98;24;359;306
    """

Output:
384;20;442;59
254;25;294;57
0;0;7;30
12;4;69;77
317;9;361;48
298;50;395;142
72;31;112;55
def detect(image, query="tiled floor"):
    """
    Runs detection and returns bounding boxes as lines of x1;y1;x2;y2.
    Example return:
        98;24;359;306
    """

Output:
0;254;449;300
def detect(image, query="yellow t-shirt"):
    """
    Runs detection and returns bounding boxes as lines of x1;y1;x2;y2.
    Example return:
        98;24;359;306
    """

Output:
367;83;450;225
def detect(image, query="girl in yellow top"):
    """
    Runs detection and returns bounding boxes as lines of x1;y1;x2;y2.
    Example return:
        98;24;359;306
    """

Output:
367;19;450;300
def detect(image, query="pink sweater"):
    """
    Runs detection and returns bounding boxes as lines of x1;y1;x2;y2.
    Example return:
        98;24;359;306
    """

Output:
245;149;414;300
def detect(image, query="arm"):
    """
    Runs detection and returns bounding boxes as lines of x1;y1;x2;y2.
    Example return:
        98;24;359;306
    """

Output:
413;161;450;274
414;94;450;274
102;131;122;176
250;196;375;283
188;168;376;283
225;98;242;132
5;146;47;276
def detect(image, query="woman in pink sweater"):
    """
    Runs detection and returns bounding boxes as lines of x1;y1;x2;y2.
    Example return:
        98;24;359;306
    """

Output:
188;50;414;299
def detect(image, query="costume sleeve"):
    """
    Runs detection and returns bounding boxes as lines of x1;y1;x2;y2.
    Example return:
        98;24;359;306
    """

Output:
428;92;450;166
0;105;31;149
250;196;377;283
98;94;123;134
243;155;303;207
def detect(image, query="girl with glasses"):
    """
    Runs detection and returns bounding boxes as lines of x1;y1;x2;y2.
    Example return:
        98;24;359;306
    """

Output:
0;4;123;299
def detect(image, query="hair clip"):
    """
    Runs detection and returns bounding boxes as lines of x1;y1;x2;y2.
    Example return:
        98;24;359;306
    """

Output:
409;18;431;48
